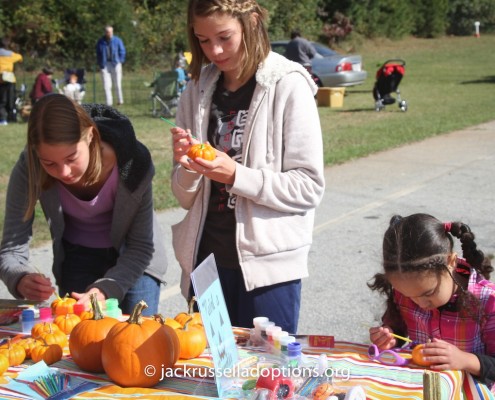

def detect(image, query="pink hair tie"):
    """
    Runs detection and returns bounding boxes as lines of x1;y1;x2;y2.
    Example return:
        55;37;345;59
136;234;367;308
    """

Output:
444;222;452;233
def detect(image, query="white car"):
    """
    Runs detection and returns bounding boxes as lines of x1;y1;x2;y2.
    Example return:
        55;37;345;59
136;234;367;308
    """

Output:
271;40;368;87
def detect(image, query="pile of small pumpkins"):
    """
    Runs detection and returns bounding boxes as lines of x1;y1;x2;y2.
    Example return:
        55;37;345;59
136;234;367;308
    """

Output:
0;293;85;375
1;294;208;389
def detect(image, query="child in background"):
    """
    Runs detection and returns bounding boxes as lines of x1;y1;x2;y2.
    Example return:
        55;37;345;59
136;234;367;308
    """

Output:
63;73;85;104
368;213;495;389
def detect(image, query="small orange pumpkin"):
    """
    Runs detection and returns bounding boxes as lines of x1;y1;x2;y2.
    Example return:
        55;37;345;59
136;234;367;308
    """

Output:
69;293;119;373
36;324;68;348
175;296;203;327
0;354;8;375
31;322;60;338
101;300;178;387
0;339;26;366
78;309;94;321
17;337;42;359
187;143;216;161
31;340;63;365
412;344;433;366
175;317;207;360
54;313;81;334
312;383;335;400
51;294;77;315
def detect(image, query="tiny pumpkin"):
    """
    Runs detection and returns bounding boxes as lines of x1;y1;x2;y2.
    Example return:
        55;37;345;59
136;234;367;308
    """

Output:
31;340;63;365
0;339;26;366
17;337;42;359
36;324;68;348
54;313;81;334
0;354;8;376
175;317;207;360
175;296;203;327
312;383;335;400
412;344;433;367
31;322;60;338
51;294;77;315
69;293;119;372
187;143;216;161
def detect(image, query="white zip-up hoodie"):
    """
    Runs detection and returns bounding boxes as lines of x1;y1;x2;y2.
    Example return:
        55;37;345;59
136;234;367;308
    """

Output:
171;51;325;298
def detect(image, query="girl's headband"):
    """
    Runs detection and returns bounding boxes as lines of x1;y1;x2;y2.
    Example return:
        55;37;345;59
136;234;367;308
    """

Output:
444;222;452;233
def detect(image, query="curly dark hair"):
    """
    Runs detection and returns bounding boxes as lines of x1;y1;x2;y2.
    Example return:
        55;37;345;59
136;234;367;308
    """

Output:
368;213;493;329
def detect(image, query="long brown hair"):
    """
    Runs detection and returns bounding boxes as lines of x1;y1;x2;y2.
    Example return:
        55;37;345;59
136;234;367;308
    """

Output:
24;94;103;220
187;0;271;83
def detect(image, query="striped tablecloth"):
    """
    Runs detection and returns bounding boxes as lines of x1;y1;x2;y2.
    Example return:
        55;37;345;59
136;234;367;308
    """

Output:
0;325;493;399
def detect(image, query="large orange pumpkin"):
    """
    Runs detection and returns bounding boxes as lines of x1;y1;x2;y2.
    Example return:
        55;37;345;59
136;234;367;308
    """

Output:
175;317;207;360
153;314;181;365
69;293;119;372
175;296;203;327
0;339;26;366
101;300;178;387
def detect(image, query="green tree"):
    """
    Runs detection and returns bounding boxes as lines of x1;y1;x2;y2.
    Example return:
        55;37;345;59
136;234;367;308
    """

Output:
411;0;448;38
448;0;495;35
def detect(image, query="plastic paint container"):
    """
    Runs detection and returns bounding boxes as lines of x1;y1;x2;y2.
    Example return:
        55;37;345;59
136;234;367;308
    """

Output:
253;316;269;339
280;335;296;355
21;309;36;334
73;303;86;316
38;307;53;323
105;298;122;319
265;325;282;344
259;320;275;340
272;330;289;350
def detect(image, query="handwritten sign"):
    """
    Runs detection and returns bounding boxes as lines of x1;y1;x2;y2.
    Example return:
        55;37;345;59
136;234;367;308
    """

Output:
191;254;239;397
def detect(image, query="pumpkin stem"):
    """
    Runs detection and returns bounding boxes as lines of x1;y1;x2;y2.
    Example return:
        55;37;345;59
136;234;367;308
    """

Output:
187;297;197;314
153;314;166;324
89;293;105;320
183;316;194;331
127;300;148;325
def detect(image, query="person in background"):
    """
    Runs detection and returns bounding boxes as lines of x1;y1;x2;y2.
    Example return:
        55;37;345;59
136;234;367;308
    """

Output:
0;37;23;125
284;29;316;66
368;213;495;390
0;94;167;315
96;25;126;106
175;60;188;95
30;67;54;104
62;73;85;104
170;0;325;334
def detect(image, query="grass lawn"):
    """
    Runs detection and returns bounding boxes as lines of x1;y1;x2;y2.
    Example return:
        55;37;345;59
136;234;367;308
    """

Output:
1;34;495;246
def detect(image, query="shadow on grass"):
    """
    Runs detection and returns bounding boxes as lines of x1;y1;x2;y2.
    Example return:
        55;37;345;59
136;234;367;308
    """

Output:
460;76;495;84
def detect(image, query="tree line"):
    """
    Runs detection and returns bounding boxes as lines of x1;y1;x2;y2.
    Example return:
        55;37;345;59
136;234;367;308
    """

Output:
0;0;493;71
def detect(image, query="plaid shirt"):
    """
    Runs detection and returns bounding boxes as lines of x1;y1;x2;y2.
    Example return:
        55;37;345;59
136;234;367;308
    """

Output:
389;269;495;356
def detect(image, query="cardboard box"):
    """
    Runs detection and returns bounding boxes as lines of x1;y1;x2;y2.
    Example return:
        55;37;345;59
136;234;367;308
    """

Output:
317;87;346;108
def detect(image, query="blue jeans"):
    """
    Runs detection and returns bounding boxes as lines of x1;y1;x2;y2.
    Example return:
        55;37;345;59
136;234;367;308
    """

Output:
60;240;160;315
192;266;301;334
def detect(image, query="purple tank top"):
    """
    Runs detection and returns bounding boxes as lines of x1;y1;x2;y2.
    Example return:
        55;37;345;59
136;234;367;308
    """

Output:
58;166;118;248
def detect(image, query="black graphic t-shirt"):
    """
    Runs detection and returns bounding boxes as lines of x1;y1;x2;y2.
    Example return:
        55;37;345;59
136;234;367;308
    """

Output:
196;74;256;270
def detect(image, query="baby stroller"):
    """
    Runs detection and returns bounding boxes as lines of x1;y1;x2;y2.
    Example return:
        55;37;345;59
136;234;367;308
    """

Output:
147;70;181;118
55;68;86;104
373;59;407;112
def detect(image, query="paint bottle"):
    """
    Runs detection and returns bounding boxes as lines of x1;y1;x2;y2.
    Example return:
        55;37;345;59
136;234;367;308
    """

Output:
259;320;275;341
265;325;282;345
280;335;296;355
253;316;269;340
105;298;122;319
73;303;86;317
21;309;36;334
38;307;53;323
287;342;302;367
272;330;289;351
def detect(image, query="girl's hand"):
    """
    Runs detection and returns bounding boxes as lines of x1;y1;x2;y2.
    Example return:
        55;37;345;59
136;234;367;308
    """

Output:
369;326;397;350
71;288;107;309
188;150;237;185
422;338;480;374
17;273;55;301
171;126;199;167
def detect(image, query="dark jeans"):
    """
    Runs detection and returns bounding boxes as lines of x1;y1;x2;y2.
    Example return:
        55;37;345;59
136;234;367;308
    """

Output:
0;82;13;121
60;240;160;315
192;266;301;334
